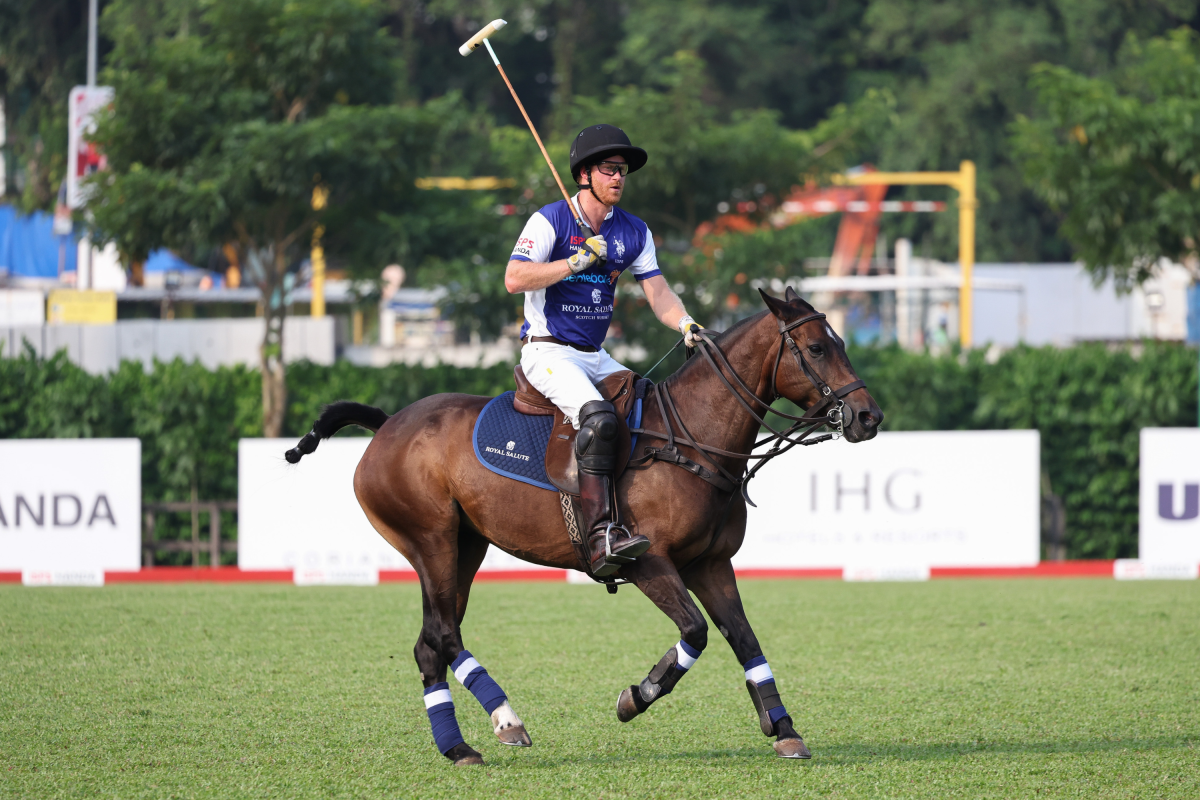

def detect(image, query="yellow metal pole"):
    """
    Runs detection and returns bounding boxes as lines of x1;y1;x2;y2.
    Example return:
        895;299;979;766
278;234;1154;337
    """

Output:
957;161;976;349
311;185;329;318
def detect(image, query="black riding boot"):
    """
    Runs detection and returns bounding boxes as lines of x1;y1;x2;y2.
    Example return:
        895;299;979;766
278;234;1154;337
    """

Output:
577;400;650;577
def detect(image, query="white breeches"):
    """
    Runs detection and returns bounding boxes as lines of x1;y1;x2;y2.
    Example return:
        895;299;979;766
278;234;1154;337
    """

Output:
519;342;630;428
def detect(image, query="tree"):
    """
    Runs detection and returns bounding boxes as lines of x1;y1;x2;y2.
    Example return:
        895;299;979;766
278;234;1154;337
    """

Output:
88;0;459;436
1011;28;1200;288
847;0;1200;264
0;0;92;210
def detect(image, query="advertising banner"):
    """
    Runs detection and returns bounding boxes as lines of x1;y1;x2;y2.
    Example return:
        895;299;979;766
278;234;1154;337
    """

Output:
66;86;114;209
1139;429;1200;564
0;439;141;572
238;439;555;573
736;430;1041;569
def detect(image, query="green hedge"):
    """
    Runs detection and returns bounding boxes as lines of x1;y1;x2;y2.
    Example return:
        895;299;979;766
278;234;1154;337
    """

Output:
1;342;1196;559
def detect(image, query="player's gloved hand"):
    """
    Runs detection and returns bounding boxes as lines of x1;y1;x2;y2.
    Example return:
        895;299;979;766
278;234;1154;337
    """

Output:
567;235;607;273
678;315;705;347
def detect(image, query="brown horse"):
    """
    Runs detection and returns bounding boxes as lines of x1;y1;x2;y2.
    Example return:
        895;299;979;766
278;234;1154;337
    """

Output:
286;289;882;764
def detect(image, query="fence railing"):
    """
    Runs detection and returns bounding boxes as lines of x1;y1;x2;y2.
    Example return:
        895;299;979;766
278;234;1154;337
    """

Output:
142;499;237;567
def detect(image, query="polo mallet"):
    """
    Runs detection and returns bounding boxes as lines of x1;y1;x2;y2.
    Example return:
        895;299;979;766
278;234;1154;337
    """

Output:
459;19;596;239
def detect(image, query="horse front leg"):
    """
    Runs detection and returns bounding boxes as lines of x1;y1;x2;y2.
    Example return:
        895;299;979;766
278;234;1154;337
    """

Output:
684;556;811;759
615;554;709;723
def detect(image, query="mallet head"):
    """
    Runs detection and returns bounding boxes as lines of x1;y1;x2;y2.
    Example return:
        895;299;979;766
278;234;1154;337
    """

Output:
459;19;507;56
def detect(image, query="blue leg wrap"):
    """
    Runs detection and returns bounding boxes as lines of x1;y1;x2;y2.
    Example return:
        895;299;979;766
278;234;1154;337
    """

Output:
423;682;464;754
451;650;508;715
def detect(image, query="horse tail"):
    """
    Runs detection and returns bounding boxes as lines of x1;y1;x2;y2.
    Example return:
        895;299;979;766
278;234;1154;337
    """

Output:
284;401;390;464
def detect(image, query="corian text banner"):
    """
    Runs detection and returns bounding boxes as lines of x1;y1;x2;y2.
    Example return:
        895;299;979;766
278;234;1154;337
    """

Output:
0;439;141;571
737;430;1040;568
238;438;555;573
1139;428;1200;563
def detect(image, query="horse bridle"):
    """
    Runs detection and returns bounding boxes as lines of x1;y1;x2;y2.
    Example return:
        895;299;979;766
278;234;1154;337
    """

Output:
630;312;867;506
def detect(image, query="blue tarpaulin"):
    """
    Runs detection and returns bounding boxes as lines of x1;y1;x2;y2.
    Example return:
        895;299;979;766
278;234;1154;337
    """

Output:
0;205;77;278
144;248;203;273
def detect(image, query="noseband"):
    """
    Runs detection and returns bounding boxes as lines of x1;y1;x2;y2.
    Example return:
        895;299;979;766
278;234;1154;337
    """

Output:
630;312;868;506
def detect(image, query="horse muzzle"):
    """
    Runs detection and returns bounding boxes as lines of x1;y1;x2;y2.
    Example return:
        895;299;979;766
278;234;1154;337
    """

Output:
842;400;883;443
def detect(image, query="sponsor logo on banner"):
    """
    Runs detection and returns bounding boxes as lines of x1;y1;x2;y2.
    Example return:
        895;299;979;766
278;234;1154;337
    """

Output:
1158;483;1199;521
843;565;930;582
0;439;141;573
1113;559;1198;580
22;569;105;587
294;567;379;586
1139;429;1200;563
737;431;1040;569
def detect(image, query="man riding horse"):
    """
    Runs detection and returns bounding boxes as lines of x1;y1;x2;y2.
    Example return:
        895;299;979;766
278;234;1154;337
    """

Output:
506;123;703;577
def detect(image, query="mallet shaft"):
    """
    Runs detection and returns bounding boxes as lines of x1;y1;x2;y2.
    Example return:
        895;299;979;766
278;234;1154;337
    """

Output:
482;40;590;235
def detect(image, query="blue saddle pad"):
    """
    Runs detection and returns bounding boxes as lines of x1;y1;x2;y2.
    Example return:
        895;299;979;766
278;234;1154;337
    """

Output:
472;390;644;492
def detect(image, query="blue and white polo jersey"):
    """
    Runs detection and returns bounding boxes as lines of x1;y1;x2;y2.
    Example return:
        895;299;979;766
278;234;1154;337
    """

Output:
510;195;662;350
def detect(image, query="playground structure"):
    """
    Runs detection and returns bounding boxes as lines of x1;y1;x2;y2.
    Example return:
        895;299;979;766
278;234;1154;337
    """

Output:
841;162;977;347
698;161;978;347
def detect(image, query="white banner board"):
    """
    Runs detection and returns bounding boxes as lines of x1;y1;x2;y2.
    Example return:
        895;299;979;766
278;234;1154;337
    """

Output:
0;439;140;572
1139;429;1200;564
737;430;1040;568
238;439;555;573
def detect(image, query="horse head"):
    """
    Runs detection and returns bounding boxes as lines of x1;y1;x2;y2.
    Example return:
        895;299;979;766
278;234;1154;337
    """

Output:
758;287;883;443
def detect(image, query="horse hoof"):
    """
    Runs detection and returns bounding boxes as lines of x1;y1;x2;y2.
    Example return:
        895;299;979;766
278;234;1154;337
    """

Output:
616;686;641;723
446;743;484;766
453;753;485;766
497;724;532;747
773;737;812;759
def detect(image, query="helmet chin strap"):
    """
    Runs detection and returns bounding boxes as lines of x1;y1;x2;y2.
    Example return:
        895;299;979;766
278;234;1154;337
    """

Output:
574;166;606;233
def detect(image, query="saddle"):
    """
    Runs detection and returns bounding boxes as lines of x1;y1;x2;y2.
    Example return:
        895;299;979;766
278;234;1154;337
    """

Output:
512;365;637;496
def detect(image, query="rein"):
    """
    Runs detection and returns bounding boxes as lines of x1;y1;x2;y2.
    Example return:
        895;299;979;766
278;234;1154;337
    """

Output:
629;312;867;507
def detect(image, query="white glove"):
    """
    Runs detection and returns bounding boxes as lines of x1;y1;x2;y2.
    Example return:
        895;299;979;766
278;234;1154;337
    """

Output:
566;235;607;273
678;315;704;347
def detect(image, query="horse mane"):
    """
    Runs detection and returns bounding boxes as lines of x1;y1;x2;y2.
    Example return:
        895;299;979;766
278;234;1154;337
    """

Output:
660;293;816;389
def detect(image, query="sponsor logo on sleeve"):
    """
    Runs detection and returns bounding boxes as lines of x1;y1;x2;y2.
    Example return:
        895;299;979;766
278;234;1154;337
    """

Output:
512;236;535;257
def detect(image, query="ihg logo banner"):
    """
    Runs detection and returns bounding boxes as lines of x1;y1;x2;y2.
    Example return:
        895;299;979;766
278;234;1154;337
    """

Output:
738;430;1041;569
1140;429;1200;562
0;440;141;572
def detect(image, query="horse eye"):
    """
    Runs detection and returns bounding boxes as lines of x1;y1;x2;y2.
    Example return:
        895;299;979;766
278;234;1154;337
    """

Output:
808;344;824;356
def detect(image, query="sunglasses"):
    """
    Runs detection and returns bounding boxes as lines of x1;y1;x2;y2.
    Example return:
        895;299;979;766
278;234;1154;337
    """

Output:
593;161;629;177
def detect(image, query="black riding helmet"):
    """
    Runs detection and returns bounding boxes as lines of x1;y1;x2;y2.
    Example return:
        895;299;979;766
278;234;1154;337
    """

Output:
569;124;648;185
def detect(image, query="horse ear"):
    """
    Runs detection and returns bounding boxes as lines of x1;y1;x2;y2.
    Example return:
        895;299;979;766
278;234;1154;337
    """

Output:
758;287;788;319
784;285;800;303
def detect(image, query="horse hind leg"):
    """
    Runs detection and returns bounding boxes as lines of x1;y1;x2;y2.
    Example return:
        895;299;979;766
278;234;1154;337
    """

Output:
453;524;532;748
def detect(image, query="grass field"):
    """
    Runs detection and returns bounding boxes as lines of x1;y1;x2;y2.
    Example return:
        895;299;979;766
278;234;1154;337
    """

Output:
1;579;1198;799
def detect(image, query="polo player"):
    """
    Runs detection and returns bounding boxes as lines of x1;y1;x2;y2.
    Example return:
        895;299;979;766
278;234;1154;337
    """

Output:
505;123;704;577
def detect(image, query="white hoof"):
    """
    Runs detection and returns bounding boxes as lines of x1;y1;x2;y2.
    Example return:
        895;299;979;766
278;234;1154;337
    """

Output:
490;701;523;735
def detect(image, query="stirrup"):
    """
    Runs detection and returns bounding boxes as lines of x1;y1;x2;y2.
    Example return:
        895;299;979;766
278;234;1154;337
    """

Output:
602;522;638;565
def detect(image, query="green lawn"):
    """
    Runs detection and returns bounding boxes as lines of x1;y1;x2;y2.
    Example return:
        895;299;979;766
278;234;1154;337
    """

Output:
1;579;1197;798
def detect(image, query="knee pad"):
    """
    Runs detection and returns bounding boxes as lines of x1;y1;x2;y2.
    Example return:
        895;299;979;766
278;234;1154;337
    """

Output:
576;400;619;474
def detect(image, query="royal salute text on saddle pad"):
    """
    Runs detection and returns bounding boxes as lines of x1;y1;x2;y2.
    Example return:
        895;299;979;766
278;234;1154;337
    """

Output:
472;391;643;492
